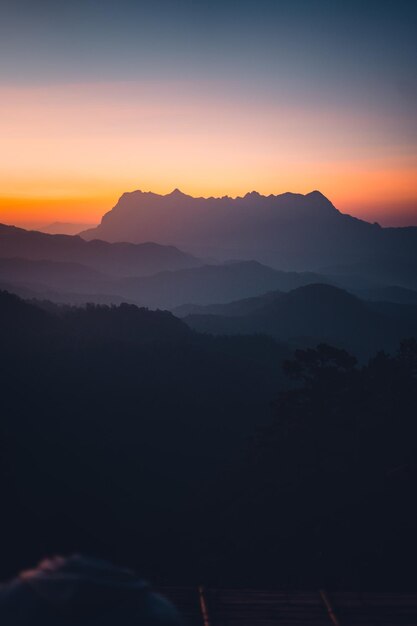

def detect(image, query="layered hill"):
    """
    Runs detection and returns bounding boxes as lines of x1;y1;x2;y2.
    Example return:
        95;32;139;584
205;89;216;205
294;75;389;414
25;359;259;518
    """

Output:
116;261;326;309
0;257;135;305
323;257;417;290
80;189;417;271
0;253;329;309
0;223;200;277
183;283;417;357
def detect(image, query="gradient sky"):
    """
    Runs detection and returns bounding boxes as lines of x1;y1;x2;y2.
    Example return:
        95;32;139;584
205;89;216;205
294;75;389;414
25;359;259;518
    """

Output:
0;0;416;227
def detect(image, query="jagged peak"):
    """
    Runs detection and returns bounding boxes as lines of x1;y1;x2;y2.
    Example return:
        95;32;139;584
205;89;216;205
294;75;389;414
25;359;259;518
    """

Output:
166;188;188;198
117;188;335;204
306;190;331;201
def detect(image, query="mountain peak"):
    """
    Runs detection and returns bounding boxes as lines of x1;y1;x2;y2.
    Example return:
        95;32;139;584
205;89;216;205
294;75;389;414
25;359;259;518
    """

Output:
304;190;338;214
167;188;187;198
306;190;328;200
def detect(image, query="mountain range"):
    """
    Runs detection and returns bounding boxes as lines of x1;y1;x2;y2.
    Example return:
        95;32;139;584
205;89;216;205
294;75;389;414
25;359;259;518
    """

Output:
80;189;417;271
2;213;417;314
2;186;417;313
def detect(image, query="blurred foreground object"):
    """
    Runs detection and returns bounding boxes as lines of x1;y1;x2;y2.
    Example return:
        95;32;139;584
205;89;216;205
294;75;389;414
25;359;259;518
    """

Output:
0;555;183;625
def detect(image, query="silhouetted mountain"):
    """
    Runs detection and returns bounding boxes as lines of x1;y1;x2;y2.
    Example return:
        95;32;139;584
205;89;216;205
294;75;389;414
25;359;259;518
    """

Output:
0;223;200;277
80;189;417;271
184;283;417;357
117;261;326;309
0;290;56;337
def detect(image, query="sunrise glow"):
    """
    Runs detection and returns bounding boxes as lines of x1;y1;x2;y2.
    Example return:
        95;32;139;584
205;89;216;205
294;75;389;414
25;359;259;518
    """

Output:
1;0;416;228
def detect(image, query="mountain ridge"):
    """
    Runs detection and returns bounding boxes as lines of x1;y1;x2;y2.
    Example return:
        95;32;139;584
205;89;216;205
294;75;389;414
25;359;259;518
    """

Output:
79;188;414;271
0;223;200;277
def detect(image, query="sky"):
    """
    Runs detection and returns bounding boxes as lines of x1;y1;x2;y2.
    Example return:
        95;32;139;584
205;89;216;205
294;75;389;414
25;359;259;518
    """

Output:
0;0;416;227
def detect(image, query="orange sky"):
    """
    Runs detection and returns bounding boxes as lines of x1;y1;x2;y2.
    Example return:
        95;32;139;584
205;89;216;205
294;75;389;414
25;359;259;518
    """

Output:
1;82;416;228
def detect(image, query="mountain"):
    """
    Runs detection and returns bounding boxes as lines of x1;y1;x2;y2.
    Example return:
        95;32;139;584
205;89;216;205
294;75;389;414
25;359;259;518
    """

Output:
80;189;417;271
116;261;327;309
183;283;417;357
0;289;55;335
62;301;192;344
0;223;200;277
0;288;191;351
0;254;328;309
3;252;414;313
0;289;290;581
3;222;416;311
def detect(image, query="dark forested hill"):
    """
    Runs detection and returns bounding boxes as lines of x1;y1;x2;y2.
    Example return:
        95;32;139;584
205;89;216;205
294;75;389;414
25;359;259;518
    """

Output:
1;290;417;588
0;291;289;582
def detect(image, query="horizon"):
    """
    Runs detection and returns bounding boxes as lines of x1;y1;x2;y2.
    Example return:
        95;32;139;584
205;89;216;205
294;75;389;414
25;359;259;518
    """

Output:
1;0;416;228
3;186;417;233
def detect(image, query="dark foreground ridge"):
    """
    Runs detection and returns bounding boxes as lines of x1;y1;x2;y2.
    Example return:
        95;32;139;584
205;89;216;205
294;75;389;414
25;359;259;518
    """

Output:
1;290;417;588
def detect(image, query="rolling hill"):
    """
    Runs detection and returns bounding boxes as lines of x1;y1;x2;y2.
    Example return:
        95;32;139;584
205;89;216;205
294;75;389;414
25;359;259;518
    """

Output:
0;223;200;277
0;255;328;309
183;283;417;357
